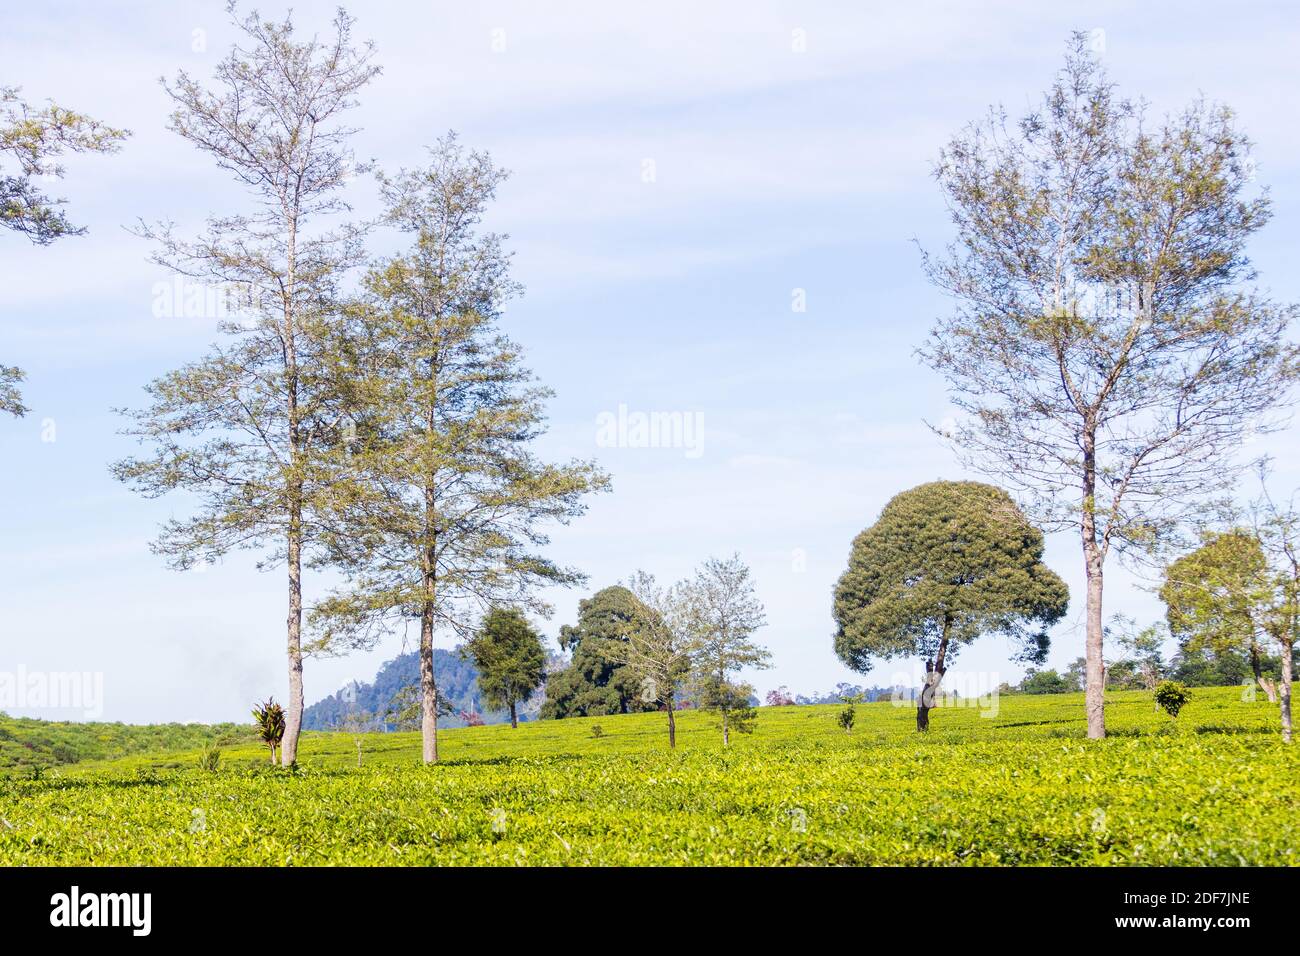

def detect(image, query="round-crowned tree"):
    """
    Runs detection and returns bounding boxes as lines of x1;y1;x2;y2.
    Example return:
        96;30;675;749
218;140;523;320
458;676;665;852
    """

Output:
833;481;1069;730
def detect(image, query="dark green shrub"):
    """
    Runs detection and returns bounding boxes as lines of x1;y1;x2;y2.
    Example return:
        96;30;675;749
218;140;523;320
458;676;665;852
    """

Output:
1154;681;1191;719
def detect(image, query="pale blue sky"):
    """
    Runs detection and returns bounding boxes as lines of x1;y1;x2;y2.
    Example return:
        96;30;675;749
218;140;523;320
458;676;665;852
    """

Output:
3;1;1299;722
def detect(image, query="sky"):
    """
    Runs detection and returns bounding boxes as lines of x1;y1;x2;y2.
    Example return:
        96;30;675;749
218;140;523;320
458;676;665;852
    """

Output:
2;1;1299;723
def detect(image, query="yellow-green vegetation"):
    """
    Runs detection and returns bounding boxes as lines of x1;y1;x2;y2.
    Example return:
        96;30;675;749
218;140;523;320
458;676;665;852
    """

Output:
0;714;251;771
2;687;1295;866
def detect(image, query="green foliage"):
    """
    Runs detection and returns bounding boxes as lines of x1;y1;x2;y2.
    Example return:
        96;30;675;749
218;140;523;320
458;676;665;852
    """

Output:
0;714;249;772
462;609;547;725
112;8;383;767
198;745;222;773
698;681;759;738
1169;646;1280;689
1155;682;1192;719
837;697;857;734
688;553;770;744
1162;531;1272;664
1;86;127;416
589;724;604;739
1;86;128;245
542;586;656;718
3;688;1296;865
1018;669;1074;695
382;683;451;731
833;481;1069;674
305;135;606;654
0;365;26;419
252;699;286;762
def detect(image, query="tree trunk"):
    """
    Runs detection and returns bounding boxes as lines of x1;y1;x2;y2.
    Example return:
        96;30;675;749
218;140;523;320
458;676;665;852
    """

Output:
1083;548;1106;738
1250;641;1278;703
282;507;304;766
916;663;944;731
1280;638;1293;744
666;694;677;749
1081;426;1107;740
420;595;438;764
510;701;518;729
279;218;305;767
722;710;729;747
916;617;950;732
420;371;440;764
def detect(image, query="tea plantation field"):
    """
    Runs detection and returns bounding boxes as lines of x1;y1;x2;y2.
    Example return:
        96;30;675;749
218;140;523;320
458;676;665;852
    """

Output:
2;687;1295;865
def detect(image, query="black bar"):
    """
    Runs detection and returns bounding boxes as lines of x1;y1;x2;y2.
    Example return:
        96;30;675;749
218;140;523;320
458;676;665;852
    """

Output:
0;867;1288;942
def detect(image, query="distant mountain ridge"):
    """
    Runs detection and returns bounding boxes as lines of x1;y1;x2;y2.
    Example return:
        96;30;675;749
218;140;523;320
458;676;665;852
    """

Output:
304;647;551;730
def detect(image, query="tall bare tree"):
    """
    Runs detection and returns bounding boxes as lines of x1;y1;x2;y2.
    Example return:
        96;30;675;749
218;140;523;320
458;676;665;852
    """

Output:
687;553;770;745
113;5;380;765
919;34;1299;738
1250;471;1299;743
2;85;126;415
306;135;607;764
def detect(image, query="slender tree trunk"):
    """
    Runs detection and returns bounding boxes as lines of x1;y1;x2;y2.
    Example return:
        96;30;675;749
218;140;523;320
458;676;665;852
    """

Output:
419;480;439;763
1280;638;1292;744
420;592;438;764
916;617;950;732
282;504;304;766
419;365;440;764
280;219;305;767
510;701;518;729
1083;547;1106;738
916;681;932;731
1249;640;1278;703
1081;425;1107;740
666;693;677;749
722;710;729;747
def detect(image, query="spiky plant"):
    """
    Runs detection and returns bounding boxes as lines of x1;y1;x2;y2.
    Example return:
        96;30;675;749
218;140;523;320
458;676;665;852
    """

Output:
252;698;286;764
197;744;222;772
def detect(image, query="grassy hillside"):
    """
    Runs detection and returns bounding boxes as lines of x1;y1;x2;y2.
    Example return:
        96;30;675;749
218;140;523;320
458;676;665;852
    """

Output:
2;687;1295;865
0;713;253;771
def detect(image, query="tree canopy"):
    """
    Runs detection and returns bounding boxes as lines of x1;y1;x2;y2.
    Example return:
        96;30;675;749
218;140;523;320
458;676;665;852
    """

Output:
919;32;1299;738
687;554;769;745
833;481;1069;729
462;608;547;728
1161;530;1277;699
541;586;655;718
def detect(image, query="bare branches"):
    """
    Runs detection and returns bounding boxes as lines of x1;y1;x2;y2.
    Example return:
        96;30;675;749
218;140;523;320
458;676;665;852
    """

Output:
919;34;1298;738
304;137;607;657
921;35;1299;559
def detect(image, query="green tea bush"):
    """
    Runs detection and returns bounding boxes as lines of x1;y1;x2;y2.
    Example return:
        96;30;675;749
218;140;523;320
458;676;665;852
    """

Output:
1155;681;1191;719
1;688;1293;866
